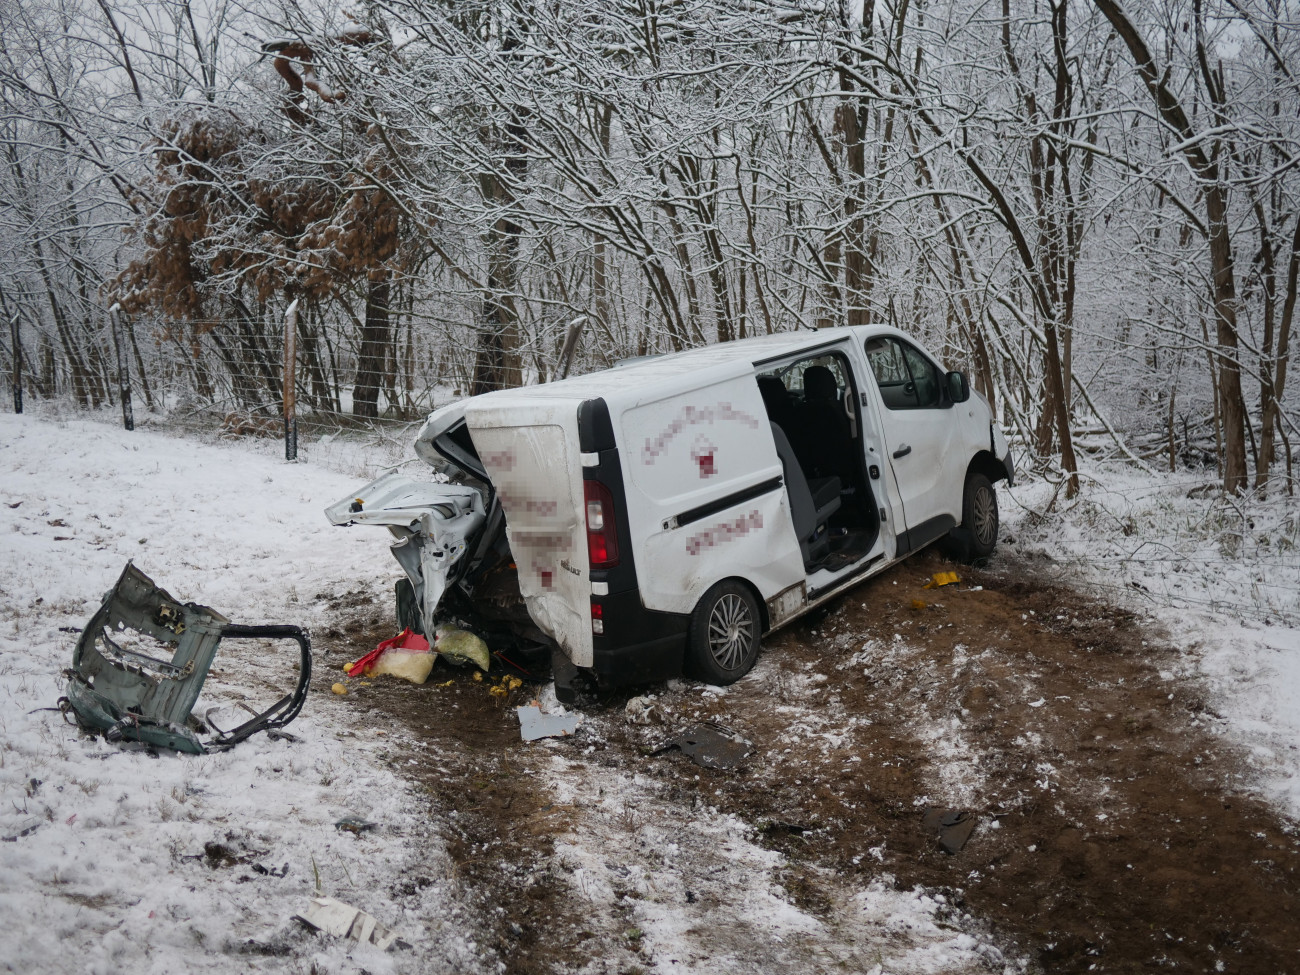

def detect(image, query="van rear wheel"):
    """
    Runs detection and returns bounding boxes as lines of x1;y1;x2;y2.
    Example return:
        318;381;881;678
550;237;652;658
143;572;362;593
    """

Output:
686;581;761;685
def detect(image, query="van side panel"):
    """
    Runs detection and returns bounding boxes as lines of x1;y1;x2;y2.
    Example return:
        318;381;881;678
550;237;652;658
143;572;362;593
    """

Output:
618;376;804;617
466;412;595;667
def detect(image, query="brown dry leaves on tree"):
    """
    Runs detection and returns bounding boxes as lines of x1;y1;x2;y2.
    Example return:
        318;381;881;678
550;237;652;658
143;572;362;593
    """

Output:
115;108;403;328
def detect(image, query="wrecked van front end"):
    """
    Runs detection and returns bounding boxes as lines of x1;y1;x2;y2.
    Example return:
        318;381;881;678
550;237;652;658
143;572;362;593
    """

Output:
326;403;553;674
324;469;486;640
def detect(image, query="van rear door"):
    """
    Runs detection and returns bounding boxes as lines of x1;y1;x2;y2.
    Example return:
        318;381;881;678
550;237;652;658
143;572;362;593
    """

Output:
464;402;594;668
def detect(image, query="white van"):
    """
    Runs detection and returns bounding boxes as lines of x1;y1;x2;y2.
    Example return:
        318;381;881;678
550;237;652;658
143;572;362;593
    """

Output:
327;325;1012;701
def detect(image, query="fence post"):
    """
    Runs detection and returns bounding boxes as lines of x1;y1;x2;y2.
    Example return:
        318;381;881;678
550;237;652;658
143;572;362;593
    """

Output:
108;304;134;431
8;312;20;415
284;298;299;461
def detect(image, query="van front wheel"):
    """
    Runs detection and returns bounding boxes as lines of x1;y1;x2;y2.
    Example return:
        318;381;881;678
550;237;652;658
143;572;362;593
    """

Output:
686;581;761;685
961;472;999;561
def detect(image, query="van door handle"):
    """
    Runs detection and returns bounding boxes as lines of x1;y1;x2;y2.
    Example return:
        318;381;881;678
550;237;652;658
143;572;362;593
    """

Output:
892;444;912;459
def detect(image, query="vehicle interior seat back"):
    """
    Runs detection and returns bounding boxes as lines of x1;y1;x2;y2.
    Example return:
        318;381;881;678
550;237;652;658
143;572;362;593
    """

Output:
757;375;797;435
797;364;852;480
770;422;841;568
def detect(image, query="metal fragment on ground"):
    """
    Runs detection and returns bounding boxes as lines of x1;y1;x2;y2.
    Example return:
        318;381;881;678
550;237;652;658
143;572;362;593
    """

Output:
65;562;311;753
921;806;978;854
295;896;404;950
516;704;581;741
654;723;753;769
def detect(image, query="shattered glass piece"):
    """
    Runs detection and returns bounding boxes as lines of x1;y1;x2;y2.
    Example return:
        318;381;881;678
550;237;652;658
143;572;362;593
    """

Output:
516;704;580;741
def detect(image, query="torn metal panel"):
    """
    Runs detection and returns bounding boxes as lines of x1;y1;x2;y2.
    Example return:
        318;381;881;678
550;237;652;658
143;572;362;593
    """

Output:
325;471;487;642
516;704;581;741
65;563;310;753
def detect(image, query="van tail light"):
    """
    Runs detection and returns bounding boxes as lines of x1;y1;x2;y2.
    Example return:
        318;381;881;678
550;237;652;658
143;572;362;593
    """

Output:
584;479;620;569
590;600;604;635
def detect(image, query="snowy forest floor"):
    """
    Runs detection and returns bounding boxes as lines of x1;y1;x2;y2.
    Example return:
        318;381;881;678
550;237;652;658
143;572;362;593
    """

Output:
2;406;1299;975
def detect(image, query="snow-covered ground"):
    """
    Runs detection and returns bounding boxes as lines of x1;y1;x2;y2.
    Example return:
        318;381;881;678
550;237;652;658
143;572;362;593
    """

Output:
2;407;1297;974
1002;465;1300;818
0;410;486;975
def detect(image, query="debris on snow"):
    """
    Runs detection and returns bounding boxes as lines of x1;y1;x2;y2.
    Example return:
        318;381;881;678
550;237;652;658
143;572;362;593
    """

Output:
335;817;378;835
64;562;311;754
517;704;581;741
651;722;753;769
295;896;405;950
921;807;978;855
624;695;663;725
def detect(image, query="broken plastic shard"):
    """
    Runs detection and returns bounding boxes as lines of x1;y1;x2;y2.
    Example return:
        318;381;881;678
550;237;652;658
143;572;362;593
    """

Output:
435;625;491;672
923;571;961;589
921;807;978;854
2;819;43;843
516;704;581;741
653;723;752;769
295;896;404;950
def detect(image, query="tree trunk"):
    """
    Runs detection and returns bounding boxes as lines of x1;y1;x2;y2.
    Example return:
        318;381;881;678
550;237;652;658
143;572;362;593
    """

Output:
353;274;390;418
1093;0;1248;494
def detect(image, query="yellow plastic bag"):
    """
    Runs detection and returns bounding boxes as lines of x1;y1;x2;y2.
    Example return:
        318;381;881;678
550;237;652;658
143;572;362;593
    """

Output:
372;647;435;684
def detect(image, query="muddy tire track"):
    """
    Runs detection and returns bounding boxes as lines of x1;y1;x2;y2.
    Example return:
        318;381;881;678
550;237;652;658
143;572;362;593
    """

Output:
322;550;1300;973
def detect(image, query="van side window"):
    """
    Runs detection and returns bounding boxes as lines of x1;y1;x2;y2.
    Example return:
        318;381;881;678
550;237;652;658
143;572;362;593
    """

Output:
864;337;943;410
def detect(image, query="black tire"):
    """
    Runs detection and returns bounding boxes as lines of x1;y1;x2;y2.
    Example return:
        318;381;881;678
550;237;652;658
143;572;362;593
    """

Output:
685;580;761;685
959;471;999;562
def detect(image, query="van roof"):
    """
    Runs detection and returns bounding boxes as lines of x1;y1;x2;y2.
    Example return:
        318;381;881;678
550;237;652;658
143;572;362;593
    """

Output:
470;325;894;413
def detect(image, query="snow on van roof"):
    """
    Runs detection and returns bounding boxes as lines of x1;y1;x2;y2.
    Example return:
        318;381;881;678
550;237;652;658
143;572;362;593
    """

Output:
474;327;881;410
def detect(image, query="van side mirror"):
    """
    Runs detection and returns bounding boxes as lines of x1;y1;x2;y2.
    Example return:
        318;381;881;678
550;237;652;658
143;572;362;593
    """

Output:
946;370;971;404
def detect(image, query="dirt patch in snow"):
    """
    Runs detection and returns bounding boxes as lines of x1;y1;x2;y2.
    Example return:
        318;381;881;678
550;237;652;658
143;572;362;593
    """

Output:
323;550;1300;973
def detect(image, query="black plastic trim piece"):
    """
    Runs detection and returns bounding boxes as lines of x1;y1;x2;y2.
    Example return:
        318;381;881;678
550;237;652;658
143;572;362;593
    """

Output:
590;589;689;687
894;514;957;558
578;398;616;452
674;476;783;528
807;554;885;601
209;624;312;748
1001;450;1015;487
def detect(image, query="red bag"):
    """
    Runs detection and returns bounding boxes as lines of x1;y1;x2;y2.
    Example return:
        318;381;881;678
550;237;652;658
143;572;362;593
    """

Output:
345;628;430;677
